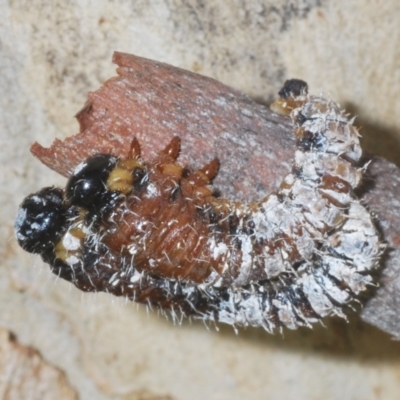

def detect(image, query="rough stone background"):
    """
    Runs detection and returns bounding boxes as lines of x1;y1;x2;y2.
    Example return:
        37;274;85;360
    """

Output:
1;1;400;399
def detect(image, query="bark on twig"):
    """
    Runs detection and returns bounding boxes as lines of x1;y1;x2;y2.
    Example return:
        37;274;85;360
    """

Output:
31;52;400;338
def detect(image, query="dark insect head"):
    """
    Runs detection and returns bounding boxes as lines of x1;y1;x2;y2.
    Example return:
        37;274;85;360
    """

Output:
66;154;118;209
14;187;67;254
278;79;308;99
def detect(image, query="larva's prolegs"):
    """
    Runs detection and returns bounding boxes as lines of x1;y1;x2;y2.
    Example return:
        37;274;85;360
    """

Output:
15;79;382;332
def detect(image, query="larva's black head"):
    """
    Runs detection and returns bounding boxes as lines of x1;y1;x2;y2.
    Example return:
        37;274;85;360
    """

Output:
15;187;66;254
66;154;117;209
278;79;308;99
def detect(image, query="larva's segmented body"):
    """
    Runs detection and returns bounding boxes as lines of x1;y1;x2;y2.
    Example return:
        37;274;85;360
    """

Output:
15;80;382;332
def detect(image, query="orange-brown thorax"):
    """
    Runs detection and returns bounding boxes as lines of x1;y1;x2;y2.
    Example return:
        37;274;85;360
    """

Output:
102;138;232;283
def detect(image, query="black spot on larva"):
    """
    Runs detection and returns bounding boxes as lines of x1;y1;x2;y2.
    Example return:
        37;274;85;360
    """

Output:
256;237;265;246
325;246;353;262
278;79;308;99
297;131;326;151
182;168;191;178
203;208;224;234
287;286;319;319
216;288;231;302
296;112;307;126
244;218;255;235
170;186;182;202
297;137;313;151
186;288;210;312
208;209;219;224
241;291;252;301
132;167;147;191
197;206;211;222
231;236;242;250
228;214;240;235
292;261;304;271
276;193;285;203
212;188;222;198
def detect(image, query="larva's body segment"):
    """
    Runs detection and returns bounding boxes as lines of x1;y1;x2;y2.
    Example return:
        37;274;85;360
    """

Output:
15;80;382;332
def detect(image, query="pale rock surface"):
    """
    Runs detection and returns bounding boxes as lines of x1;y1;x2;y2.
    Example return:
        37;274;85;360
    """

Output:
2;1;400;400
0;327;77;400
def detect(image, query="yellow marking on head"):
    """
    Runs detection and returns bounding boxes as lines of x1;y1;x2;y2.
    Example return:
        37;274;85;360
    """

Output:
108;168;133;193
107;159;145;194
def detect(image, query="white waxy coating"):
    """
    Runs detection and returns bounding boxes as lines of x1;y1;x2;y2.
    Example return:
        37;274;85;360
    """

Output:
62;232;81;251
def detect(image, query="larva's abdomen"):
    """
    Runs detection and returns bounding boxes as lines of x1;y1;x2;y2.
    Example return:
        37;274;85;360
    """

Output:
15;79;382;332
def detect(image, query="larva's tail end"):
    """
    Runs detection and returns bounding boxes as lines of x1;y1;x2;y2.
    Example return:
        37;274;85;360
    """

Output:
270;79;309;116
